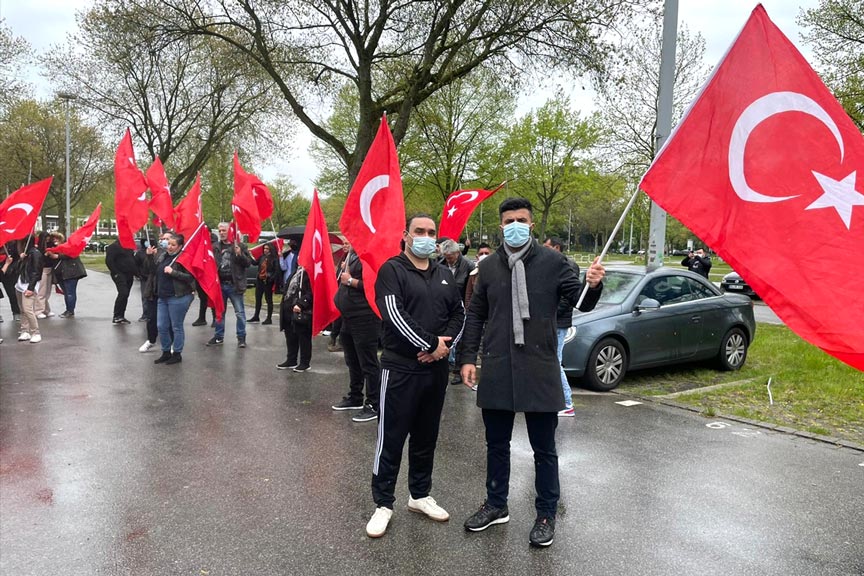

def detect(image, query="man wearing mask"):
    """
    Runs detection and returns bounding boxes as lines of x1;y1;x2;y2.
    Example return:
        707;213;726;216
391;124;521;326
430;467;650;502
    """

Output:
279;240;298;290
207;222;252;348
459;197;605;548
365;214;465;539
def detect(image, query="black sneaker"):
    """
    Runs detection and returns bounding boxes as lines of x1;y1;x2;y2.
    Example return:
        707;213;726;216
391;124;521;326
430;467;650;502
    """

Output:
331;397;364;411
164;353;183;365
528;517;555;547
464;502;510;532
247;317;260;323
192;318;207;327
238;337;246;348
292;365;310;373
277;360;298;370
261;318;272;325
351;405;378;422
206;337;223;346
113;317;131;325
154;351;172;364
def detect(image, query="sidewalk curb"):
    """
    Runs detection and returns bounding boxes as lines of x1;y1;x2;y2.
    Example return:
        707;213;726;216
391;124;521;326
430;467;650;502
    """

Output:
613;390;864;454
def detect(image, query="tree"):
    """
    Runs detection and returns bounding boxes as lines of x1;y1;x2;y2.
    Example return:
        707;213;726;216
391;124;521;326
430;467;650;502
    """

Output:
43;0;289;198
0;20;32;111
129;0;647;185
501;95;601;240
799;0;864;132
0;99;110;233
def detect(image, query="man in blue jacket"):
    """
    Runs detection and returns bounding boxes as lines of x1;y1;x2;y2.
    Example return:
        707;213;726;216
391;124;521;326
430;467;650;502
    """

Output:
365;214;465;539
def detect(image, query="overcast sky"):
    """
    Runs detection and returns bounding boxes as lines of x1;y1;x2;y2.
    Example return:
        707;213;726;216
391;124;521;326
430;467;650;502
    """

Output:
2;0;820;192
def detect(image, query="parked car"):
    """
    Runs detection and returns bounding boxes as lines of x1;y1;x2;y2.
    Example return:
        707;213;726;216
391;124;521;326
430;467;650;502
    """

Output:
721;270;759;298
561;265;756;391
84;241;103;252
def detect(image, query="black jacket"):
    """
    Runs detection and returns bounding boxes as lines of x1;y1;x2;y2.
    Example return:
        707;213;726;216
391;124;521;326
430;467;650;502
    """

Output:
459;239;602;412
53;255;87;282
154;251;195;298
333;251;376;320
555;256;580;329
280;267;312;331
438;253;475;302
17;246;43;291
106;241;138;276
375;253;465;373
215;241;251;292
681;254;712;278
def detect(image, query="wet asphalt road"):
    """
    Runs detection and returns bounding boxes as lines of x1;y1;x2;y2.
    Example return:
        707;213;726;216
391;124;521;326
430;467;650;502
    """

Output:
1;271;862;576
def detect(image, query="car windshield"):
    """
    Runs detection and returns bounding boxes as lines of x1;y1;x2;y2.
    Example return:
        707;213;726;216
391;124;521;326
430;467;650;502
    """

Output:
594;270;643;305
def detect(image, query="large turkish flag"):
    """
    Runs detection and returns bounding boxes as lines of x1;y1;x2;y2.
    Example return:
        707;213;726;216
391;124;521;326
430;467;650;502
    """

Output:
114;129;149;249
49;203;101;259
175;224;225;321
173;174;203;242
338;116;405;317
298;189;340;334
438;182;504;241
640;6;864;371
0;177;52;245
146;157;175;229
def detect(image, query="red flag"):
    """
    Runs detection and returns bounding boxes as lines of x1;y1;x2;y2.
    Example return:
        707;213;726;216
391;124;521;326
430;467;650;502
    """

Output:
146;157;175;230
249;238;284;260
173;173;203;242
234;152;274;220
0;177;52;245
49;203;101;259
338;116;405;316
232;152;274;242
114;129;149;249
639;6;864;371
438;182;505;241
298;189;341;334
175;224;225;322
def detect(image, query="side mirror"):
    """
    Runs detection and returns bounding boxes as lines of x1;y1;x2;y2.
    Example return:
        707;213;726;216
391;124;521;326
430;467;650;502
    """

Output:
635;298;660;313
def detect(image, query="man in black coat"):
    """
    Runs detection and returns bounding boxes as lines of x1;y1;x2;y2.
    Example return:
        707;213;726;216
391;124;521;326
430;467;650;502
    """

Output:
459;197;605;548
364;214;465;539
681;248;712;278
105;239;138;324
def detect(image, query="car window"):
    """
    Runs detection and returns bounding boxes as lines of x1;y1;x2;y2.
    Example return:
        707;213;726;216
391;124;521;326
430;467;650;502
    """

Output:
592;271;642;305
684;278;718;300
640;275;693;305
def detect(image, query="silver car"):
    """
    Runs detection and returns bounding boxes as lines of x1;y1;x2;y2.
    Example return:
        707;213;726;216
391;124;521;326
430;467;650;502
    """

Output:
562;266;756;391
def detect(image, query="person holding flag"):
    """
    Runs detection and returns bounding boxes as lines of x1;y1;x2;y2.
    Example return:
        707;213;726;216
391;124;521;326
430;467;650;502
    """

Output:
208;222;252;348
13;236;44;343
152;232;196;365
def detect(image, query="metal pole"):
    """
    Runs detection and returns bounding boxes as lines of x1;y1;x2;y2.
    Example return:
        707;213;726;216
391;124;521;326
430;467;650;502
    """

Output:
646;0;678;271
567;208;572;252
57;92;77;235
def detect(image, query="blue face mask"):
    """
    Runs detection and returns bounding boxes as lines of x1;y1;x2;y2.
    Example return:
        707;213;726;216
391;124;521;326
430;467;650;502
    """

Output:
502;222;531;247
159;239;169;249
409;235;437;258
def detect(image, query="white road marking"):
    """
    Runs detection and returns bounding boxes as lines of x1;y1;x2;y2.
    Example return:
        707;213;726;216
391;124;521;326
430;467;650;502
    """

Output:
615;400;642;407
706;422;731;429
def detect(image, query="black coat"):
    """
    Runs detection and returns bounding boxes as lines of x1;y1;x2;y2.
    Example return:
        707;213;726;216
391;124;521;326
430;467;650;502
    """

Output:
333;251;376;320
438;253;475;302
105;241;138;276
280;267;312;331
459;240;602;412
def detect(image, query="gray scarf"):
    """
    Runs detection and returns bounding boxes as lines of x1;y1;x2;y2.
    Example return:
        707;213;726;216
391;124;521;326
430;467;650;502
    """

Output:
505;240;532;346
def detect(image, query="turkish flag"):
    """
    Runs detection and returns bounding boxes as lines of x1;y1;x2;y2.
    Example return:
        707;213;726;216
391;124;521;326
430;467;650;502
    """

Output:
298;189;341;334
233;152;274;220
438;182;505;241
49;203;101;259
249;238;284;260
639;6;864;371
175;224;225;321
338;116;405;316
146;157;175;230
232;152;274;242
114;129;150;249
0;177;52;245
173;173;203;242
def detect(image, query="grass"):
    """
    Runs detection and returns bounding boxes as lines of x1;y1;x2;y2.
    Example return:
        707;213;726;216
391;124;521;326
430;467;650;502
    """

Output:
613;324;864;446
80;253;109;274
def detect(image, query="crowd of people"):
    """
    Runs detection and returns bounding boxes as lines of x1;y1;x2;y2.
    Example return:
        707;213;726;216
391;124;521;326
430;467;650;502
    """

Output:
1;197;607;549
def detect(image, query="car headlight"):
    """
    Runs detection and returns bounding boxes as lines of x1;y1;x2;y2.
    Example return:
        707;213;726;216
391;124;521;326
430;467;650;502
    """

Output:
563;326;578;343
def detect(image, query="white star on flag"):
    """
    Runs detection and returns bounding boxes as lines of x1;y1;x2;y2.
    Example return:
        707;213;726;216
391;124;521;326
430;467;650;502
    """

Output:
807;171;864;229
447;206;457;217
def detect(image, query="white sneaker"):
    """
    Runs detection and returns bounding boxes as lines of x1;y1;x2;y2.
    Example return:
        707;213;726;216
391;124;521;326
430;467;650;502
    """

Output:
30;334;42;344
366;507;393;538
17;332;31;342
46;312;55;318
407;496;450;522
36;313;48;319
139;340;155;353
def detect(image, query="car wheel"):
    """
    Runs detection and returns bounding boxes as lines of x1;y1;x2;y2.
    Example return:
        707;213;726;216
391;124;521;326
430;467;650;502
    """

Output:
717;327;748;371
585;338;628;391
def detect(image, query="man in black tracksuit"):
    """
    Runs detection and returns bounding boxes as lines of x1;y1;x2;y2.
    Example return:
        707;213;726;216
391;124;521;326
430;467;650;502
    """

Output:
105;239;138;324
365;214;465;539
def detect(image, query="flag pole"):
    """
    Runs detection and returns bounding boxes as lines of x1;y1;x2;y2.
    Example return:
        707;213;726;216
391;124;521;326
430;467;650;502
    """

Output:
574;187;641;310
173;221;206;260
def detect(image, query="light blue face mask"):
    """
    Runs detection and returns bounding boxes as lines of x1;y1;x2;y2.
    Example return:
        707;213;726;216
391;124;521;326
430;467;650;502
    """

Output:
502;222;531;247
159;239;169;249
409;235;437;258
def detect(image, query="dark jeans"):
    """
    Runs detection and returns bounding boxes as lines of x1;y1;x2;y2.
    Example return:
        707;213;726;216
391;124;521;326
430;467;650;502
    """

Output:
283;318;312;368
371;363;449;509
62;278;79;313
111;272;134;319
145;298;158;343
253;278;274;320
482;410;560;518
195;283;211;323
341;315;381;407
1;272;20;314
329;317;343;340
157;294;193;353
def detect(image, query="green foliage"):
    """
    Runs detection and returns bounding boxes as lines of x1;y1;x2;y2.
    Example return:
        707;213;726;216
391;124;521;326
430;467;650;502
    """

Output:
0;19;32;111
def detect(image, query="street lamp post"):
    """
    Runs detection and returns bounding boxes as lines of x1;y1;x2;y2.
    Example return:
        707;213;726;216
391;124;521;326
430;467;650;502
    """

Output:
56;91;77;234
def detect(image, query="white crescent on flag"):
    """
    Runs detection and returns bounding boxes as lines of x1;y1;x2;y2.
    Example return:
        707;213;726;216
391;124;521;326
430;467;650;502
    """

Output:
0;203;34;232
312;230;324;278
359;174;389;234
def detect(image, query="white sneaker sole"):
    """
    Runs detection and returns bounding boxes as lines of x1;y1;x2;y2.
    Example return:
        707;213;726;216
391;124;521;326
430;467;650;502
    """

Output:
466;515;510;532
530;536;554;547
407;504;449;522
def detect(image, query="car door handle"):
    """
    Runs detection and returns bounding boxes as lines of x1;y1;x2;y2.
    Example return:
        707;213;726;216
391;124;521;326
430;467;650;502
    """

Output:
690;315;702;324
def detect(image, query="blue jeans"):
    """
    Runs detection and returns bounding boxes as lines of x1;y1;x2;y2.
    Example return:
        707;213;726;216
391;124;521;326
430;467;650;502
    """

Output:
62;278;79;312
214;283;246;339
157;294;193;353
557;328;573;409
